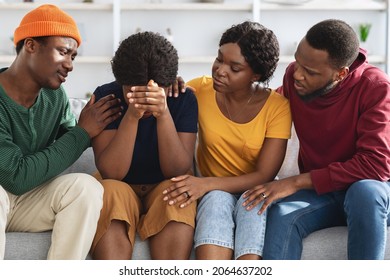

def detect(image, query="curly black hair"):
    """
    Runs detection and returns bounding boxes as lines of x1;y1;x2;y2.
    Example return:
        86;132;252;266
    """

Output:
305;19;359;69
111;31;178;87
219;21;279;86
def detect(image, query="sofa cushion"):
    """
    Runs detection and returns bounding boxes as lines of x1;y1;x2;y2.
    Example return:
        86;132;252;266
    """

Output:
4;232;51;260
302;226;390;259
4;232;158;260
6;226;390;260
4;98;389;260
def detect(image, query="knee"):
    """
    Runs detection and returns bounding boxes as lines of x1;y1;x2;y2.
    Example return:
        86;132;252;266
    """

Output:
197;190;236;218
346;180;388;208
100;179;132;198
66;173;104;207
236;193;265;215
78;173;103;196
202;190;235;202
199;191;235;209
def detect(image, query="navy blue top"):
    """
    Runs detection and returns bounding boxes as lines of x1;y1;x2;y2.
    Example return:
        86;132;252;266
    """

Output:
94;81;198;184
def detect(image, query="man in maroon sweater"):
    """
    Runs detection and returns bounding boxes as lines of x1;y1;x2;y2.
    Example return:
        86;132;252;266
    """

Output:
243;19;390;259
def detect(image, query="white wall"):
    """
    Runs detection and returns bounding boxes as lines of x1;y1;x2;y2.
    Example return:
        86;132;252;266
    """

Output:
0;0;387;98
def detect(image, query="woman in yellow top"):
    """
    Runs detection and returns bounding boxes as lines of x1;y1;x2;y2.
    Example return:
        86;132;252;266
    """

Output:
163;21;292;260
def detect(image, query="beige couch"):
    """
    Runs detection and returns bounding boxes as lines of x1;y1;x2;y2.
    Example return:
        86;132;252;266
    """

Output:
4;98;390;260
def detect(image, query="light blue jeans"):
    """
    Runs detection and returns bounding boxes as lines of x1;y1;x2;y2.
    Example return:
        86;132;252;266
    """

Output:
194;190;266;259
263;179;390;260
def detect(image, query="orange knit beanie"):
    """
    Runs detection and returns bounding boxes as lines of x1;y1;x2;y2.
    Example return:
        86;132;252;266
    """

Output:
14;4;81;46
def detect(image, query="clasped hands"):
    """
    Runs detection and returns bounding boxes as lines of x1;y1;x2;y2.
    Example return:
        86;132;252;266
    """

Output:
126;79;168;119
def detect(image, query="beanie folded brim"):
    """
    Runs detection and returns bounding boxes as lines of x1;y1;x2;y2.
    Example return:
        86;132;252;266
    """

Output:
13;4;82;46
14;21;81;46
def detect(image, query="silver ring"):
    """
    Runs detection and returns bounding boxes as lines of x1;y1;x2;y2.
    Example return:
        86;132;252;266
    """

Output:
184;191;190;199
261;193;267;199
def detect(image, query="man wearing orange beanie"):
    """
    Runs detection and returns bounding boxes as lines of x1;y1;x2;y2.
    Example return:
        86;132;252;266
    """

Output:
0;4;122;259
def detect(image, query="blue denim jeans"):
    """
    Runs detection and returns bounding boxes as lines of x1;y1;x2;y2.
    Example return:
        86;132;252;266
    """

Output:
194;190;267;259
263;179;390;259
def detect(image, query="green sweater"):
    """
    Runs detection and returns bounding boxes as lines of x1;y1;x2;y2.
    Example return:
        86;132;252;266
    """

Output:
0;84;91;195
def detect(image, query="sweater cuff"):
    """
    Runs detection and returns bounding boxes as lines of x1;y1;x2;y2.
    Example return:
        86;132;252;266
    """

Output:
310;168;333;195
73;125;91;148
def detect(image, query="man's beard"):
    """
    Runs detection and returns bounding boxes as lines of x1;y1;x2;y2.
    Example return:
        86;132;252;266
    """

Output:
298;80;338;102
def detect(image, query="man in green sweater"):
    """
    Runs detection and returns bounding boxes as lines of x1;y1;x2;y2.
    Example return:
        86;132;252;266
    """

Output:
0;4;121;259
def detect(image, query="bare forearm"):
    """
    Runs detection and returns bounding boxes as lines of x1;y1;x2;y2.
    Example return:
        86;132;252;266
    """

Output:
294;172;313;190
157;114;194;177
95;115;138;180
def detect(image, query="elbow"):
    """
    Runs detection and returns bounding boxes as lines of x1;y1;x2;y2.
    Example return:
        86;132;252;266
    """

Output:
0;177;25;195
96;166;125;181
5;185;26;196
98;170;126;181
162;160;193;178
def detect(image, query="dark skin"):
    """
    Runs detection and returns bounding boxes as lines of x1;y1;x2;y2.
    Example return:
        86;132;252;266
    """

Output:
159;43;288;260
242;38;349;214
0;36;121;137
92;80;195;260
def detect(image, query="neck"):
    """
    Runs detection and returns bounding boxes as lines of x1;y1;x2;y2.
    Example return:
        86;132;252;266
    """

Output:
0;67;40;108
226;83;259;101
222;86;256;122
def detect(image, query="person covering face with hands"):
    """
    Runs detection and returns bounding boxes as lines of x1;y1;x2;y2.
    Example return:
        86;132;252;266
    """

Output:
90;31;198;260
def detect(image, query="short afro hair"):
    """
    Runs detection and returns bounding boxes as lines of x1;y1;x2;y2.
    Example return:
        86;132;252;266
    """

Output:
219;21;279;86
111;31;178;87
305;19;359;69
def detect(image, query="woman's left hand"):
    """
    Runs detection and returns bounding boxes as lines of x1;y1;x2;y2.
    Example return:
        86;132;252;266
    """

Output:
163;175;208;208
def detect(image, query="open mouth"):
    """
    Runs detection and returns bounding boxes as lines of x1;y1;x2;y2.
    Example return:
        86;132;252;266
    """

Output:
294;80;305;91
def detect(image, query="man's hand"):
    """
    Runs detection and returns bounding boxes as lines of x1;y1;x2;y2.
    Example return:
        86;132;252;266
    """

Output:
242;173;313;214
77;94;122;138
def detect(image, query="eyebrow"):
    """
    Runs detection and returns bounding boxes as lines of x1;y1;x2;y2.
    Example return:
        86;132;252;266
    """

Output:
218;50;246;67
294;54;320;74
301;63;319;73
60;46;78;56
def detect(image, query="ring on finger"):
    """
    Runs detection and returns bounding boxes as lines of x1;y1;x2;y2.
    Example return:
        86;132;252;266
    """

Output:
261;192;267;199
184;191;190;199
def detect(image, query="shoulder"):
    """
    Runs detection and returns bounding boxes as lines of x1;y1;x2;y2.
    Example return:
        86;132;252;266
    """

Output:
186;76;213;90
361;65;390;87
351;65;390;106
263;90;291;119
94;81;122;101
167;87;198;110
179;87;197;102
269;89;290;106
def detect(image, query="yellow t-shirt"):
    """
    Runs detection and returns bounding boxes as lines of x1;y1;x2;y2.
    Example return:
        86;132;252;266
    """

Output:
188;76;292;177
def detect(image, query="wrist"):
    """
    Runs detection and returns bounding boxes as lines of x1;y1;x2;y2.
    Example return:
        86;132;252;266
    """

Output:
294;173;313;191
155;109;170;120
